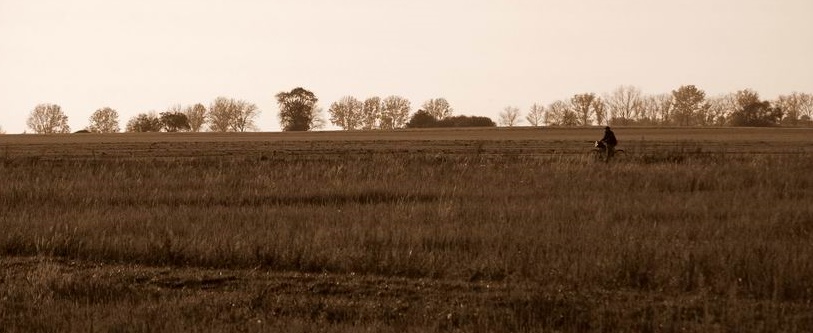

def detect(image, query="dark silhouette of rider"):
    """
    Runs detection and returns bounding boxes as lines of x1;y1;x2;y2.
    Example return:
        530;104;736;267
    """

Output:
601;126;618;160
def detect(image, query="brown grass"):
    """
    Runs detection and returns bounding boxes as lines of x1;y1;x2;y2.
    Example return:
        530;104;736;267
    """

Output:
1;127;812;332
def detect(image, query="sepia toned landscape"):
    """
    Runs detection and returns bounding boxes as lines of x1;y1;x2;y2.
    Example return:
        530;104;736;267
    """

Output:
1;127;811;332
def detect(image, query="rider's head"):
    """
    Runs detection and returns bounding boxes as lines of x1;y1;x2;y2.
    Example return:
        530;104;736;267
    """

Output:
605;126;611;130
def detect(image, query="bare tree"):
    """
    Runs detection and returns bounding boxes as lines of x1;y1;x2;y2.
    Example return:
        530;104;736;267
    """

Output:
525;103;545;127
328;96;363;130
208;97;260;132
593;97;607;126
184;103;208;132
705;94;738;126
498;106;521;127
644;93;674;125
27;104;70;134
546;100;577;126
421;98;453;120
361;97;382;130
381;95;411;129
606;85;643;126
775;92;813;126
571;93;601;126
88;107;120;133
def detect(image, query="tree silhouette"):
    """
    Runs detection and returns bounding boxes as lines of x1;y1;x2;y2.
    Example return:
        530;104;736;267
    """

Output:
126;113;162;132
421;98;453;120
28;104;70;134
328;96;363;130
671;85;706;126
406;110;437;128
160;111;191;132
277;87;318;131
88;107;120;133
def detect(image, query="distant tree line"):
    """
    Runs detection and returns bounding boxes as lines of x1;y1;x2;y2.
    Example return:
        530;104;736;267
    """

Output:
7;85;811;134
515;85;813;128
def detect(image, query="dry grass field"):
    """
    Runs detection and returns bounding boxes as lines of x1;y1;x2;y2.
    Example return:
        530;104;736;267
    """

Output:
1;127;812;332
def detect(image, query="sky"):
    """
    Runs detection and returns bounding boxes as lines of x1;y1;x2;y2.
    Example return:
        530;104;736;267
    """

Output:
1;0;812;133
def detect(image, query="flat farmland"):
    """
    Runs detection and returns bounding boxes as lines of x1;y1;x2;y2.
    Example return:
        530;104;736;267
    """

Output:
1;127;812;332
1;127;811;160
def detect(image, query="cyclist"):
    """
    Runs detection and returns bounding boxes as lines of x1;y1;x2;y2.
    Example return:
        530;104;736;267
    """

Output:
600;126;618;161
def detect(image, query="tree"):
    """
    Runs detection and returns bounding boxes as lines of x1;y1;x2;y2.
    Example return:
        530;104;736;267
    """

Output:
671;85;706;126
705;94;738;126
606;85;643;126
571;93;604;126
381;95;411;130
208;97;260;132
642;93;673;125
361;97;382;130
421;98;453;120
730;100;783;127
775;92;813;126
545;100;578;126
27;104;70;134
276;87;318;131
184;103;208;132
126;113;162;132
406;110;437;128
328;96;363;130
0;126;5;134
87;107;120;133
593;98;608;126
160;111;191;132
526;103;545;127
498;106;521;127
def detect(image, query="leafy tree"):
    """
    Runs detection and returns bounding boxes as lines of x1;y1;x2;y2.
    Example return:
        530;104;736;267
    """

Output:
126;113;162;132
184;103;208;132
160;111;191;132
0;126;5;134
526;103;545;127
88;107;120;133
406;110;437;128
730;100;783;127
27;104;70;134
208;97;260;132
276;87;318;131
671;85;706;126
381;95;411;129
361;97;382;130
421;98;453;120
328;96;363;130
498;106;521;127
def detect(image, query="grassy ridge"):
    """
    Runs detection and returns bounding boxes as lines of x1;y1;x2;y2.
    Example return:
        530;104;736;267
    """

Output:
1;128;812;331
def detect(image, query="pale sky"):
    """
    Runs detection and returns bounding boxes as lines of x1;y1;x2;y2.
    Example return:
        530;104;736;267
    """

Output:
1;0;811;133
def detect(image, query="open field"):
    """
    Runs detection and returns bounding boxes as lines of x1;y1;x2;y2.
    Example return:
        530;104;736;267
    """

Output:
1;127;812;332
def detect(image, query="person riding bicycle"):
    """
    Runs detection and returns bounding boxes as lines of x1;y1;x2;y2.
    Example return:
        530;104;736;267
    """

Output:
600;126;618;160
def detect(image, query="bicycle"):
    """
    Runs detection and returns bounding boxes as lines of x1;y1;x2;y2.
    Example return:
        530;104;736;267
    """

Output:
590;140;624;162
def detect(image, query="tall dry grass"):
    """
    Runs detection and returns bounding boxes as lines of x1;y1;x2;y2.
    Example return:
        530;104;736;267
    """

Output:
1;139;812;331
